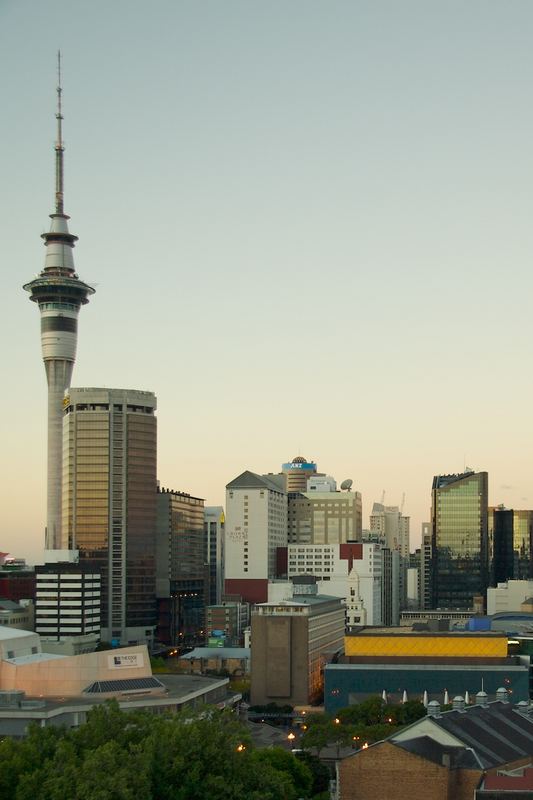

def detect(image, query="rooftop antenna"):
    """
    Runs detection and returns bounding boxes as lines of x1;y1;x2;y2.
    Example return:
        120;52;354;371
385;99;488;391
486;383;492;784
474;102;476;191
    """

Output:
55;50;65;214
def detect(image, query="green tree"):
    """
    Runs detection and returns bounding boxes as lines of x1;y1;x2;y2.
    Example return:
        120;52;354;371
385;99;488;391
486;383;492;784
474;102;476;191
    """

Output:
294;752;330;796
252;747;313;798
300;723;332;758
0;703;314;800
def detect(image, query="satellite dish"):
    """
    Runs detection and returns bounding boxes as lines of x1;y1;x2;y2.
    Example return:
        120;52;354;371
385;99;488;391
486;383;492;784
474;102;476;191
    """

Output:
340;479;353;491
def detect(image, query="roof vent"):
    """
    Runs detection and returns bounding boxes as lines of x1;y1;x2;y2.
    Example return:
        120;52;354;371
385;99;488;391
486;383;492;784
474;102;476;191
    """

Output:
496;687;509;703
516;700;530;716
427;700;441;718
475;691;489;708
452;695;465;712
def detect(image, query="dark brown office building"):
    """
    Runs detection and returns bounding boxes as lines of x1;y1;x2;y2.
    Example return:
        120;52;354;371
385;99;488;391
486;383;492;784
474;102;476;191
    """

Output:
250;583;344;706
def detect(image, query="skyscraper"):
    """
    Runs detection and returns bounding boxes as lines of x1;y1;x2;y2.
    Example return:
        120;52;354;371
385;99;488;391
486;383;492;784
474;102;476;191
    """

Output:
431;471;489;610
62;388;157;646
24;57;94;549
156;488;207;646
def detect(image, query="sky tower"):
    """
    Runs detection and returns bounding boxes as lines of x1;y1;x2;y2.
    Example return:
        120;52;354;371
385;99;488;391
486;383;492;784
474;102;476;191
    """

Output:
24;54;95;550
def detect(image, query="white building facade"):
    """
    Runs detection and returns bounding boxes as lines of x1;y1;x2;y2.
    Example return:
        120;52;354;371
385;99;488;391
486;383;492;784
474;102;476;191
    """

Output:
224;471;287;604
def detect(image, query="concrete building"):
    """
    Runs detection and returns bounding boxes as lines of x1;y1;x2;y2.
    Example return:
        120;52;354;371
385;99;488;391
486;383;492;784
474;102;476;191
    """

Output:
370;503;409;612
0;568;35;605
288;487;362;545
431;471;489;610
381;547;401;625
35;561;100;654
487;580;533;616
205;602;248;647
204;506;225;605
156;488;207;646
420;523;432;610
178;647;250;677
281;456;317;493
23;66;95;550
61;388;158;647
224;471;287;604
0;601;34;632
0;628;238;737
250;581;345;706
407;566;420;609
399;609;473;628
370;503;410;556
284;542;382;625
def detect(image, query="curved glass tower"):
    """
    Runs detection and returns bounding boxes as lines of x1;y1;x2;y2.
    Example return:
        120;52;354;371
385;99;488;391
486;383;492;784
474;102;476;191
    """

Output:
24;56;94;549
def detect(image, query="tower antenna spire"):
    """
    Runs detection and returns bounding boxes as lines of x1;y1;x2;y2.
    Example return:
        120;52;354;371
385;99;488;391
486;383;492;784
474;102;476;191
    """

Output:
55;50;65;214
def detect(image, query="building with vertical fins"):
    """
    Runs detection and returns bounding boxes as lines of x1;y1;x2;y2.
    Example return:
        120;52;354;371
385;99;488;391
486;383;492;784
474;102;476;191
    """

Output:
23;56;94;550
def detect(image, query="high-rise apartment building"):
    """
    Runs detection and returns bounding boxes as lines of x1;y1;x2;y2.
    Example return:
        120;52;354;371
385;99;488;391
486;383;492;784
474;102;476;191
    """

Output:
224;471;287;603
61;388;157;645
24;63;94;549
204;506;225;606
281;456;317;493
431;471;489;610
156;488;207;646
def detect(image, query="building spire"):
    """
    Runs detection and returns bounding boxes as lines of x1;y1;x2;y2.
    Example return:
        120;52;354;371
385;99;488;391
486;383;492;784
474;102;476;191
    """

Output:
55;50;64;215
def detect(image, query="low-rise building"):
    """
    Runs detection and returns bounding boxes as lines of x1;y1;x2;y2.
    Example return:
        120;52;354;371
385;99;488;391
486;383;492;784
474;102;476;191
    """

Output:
488;580;533;616
325;628;529;713
338;697;533;800
0;627;239;737
0;600;34;631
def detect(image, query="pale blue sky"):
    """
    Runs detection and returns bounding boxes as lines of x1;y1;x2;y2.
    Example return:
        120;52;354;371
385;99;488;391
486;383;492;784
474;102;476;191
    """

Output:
2;0;533;561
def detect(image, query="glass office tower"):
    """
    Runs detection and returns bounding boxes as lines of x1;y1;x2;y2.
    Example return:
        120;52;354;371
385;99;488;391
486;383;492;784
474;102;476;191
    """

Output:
62;388;157;646
431;471;489;610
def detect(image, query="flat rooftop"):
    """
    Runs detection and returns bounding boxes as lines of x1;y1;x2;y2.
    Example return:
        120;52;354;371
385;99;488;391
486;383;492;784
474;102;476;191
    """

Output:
348;627;507;637
0;674;234;716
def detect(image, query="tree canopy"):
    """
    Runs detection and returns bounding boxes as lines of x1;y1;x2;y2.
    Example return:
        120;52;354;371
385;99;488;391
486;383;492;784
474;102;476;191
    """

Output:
300;697;427;754
0;702;318;800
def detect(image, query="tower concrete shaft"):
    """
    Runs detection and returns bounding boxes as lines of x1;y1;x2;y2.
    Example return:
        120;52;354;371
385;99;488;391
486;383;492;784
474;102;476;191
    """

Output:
23;55;94;549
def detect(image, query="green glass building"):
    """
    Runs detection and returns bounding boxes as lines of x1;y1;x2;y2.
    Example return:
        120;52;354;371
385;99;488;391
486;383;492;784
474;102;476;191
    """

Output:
431;471;489;610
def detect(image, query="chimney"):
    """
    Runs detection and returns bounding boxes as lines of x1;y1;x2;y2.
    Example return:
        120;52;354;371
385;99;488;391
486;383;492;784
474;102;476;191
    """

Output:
452;696;465;712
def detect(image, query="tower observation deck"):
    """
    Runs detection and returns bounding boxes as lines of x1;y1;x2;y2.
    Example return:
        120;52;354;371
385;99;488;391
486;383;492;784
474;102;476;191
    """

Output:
23;54;95;549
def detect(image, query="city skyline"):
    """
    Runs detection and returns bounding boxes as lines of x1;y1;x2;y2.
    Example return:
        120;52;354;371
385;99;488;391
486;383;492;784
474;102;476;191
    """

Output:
3;1;533;562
